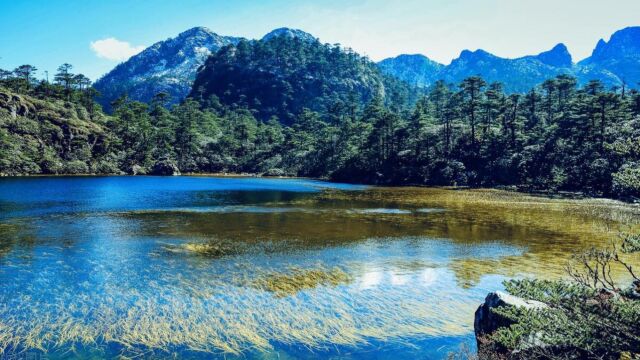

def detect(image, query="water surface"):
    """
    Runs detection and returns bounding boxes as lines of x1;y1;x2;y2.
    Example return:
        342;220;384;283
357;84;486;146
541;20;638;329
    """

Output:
0;176;637;359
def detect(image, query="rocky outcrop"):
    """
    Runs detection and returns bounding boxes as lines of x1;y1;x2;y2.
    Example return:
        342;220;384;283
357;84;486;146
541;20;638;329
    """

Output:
0;91;36;119
475;291;547;359
0;88;108;176
262;27;317;43
130;164;147;176
150;159;180;176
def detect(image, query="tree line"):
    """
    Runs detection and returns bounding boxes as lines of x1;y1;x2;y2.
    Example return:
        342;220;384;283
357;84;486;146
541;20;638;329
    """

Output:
1;64;639;199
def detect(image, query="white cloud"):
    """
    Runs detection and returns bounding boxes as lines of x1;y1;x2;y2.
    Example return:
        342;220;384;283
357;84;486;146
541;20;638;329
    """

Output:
90;38;145;61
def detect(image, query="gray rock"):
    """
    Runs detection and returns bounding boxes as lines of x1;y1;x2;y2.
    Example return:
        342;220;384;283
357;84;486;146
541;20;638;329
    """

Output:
475;291;547;336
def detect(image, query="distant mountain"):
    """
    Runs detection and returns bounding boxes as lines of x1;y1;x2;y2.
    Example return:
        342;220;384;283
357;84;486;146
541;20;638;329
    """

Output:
529;43;573;68
378;45;582;92
93;27;242;111
378;46;580;92
95;25;640;110
378;54;444;88
378;27;640;92
437;45;592;93
190;34;413;124
262;27;317;42
579;27;640;88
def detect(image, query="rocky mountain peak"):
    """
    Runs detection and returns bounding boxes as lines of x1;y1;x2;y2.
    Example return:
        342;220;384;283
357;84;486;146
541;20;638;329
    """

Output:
93;27;242;111
591;26;640;61
534;43;572;68
456;49;495;62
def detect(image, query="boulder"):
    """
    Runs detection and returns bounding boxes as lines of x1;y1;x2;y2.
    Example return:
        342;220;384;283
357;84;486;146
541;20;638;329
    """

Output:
475;291;548;358
150;160;180;176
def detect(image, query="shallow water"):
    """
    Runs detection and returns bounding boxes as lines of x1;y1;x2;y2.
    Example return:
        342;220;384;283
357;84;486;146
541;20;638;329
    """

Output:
0;176;637;359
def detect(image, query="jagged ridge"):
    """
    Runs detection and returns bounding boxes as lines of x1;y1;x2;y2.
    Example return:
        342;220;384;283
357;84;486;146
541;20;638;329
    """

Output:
379;27;640;92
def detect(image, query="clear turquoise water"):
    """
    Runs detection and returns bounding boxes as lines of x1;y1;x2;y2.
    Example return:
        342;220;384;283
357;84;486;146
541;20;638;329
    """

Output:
0;176;510;359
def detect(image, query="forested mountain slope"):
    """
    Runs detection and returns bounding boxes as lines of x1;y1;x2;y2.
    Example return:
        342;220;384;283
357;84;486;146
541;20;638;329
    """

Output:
1;29;639;200
190;34;415;124
93;26;640;110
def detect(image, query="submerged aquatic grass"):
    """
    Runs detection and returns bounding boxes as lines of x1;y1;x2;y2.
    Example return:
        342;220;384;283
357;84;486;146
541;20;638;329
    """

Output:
162;240;241;257
2;181;639;358
252;266;352;297
0;262;476;357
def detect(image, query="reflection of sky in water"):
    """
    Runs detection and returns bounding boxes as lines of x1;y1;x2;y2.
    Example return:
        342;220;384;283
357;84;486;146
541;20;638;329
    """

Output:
0;177;535;359
0;176;366;219
353;208;414;214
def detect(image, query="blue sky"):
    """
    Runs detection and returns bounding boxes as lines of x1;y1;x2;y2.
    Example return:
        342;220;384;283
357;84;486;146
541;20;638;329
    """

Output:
1;0;639;81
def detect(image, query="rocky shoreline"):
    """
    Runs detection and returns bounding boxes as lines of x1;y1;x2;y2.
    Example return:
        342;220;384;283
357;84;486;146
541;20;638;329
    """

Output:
474;280;640;360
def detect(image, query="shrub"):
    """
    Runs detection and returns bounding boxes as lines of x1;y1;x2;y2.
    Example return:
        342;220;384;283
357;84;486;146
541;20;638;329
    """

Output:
63;160;89;174
493;233;640;359
613;165;640;198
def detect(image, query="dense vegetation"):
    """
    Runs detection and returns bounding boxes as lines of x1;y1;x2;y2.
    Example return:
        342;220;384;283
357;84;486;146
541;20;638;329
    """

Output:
489;232;640;359
0;64;113;174
190;36;415;124
1;36;639;200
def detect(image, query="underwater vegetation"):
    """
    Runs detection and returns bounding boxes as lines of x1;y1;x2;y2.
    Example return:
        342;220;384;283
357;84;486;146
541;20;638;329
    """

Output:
0;179;638;358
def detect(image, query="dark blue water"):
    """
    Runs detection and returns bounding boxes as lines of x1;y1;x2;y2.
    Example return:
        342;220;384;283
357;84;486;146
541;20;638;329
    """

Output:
0;177;508;359
0;176;361;219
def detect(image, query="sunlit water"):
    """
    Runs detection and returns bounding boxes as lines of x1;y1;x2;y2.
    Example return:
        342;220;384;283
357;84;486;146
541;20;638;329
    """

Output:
0;176;636;359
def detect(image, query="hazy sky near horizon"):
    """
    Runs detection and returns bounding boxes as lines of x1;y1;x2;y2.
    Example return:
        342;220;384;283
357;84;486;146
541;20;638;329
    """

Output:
1;0;639;81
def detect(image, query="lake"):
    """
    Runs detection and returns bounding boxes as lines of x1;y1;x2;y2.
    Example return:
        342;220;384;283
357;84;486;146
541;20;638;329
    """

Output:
0;176;637;359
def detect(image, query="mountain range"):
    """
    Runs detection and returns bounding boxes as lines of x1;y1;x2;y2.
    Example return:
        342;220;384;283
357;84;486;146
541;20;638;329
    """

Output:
380;27;640;92
94;26;640;110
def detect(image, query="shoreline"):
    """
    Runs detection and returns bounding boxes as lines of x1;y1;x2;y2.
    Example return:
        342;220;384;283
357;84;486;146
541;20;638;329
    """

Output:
0;172;305;179
1;173;638;204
